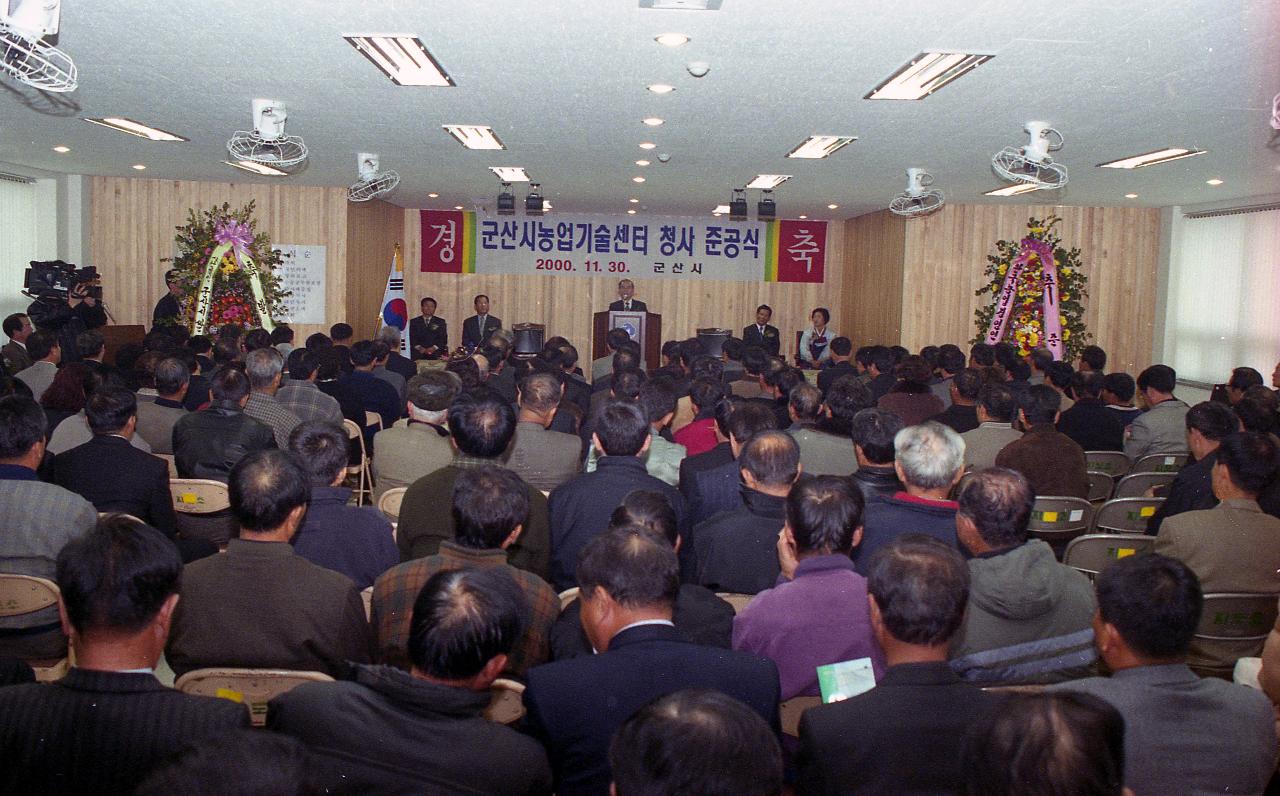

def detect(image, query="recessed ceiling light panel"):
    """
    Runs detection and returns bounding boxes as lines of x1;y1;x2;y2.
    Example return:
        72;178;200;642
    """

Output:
489;166;530;181
633;176;646;183
1124;193;1139;198
443;125;505;150
865;52;993;100
1206;178;1224;185
343;34;454;86
642;0;722;9
746;174;791;190
52;145;70;153
83;117;187;142
224;160;289;176
646;84;675;94
639;142;657;150
653;32;690;47
827;203;839;209
1097;148;1206;169
642;117;664;127
983;183;1041;197
786;135;857;159
712;204;730;214
131;164;146;171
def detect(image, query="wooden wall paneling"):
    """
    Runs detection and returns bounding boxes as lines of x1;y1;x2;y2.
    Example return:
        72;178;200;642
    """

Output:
841;211;906;346
401;210;846;359
90;177;349;342
345;199;405;340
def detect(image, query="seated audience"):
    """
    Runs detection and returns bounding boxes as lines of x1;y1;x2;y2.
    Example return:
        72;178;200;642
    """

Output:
878;355;944;426
592;328;632;384
276;348;344;425
133;356;189;453
962;691;1126;796
610;689;783;796
929;347;967;409
995;385;1089;499
0;395;96;661
677;395;735;497
1050;554;1276;795
506;370;582;491
962;382;1021;470
13;329;59;401
732;346;768;399
929;367;981;433
552;490;733;660
270;568;553;794
39;361;91;437
855;422;965;574
1155;432;1280;673
1044;360;1077;412
166;450;373;677
1077;344;1108;374
694;431;800;594
1227;366;1265;404
815;373;874;438
1124;364;1189;459
757;364;803;430
374;465;556;676
788;381;852;476
172;365;275;481
397;388;550;579
816;336;856;395
242;347;301;448
588;379;687;485
0;516;248;794
524;526;780;796
864;346;898;402
1102;371;1144;426
51;387;178;537
683;401;777;528
371;370;461;500
1146;400;1239;532
136;731;325;795
734;475;884;699
344;340;402;441
550;400;685;591
370;337;409;402
849;408;904;503
949;468;1097;683
1057;370;1125;451
797;535;1001;795
288;421;397;588
673;376;723;457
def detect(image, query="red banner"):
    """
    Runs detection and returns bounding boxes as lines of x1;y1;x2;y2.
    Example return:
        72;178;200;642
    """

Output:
420;210;468;273
775;220;826;283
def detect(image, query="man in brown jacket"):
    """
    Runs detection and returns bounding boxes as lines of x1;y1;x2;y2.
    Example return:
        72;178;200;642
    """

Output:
995;385;1089;499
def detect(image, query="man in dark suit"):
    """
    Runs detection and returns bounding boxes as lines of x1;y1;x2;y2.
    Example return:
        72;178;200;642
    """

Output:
607;278;647;312
152;268;183;327
1146;401;1238;533
816;336;856;394
797;535;1002;795
377;326;418;382
684;401;777;530
408;296;448;360
1057;370;1125;452
1;312;33;373
0;516;249;795
462;294;502;351
742;304;780;357
524;526;781;796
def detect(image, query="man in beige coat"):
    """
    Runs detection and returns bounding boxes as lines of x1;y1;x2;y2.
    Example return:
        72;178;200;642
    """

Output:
372;371;460;501
506;370;582;492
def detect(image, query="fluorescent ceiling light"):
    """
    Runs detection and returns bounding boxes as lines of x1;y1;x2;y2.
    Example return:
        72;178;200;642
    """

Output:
629;198;640;203
798;215;808;219
746;174;791;190
1124;193;1138;198
224;159;288;176
1206;178;1223;185
865;52;993;100
489;166;530;181
343;34;454;87
633;176;646;183
983;183;1041;196
543;200;553;212
1097;148;1205;169
443;125;505;150
427;192;439;198
713;204;730;214
635;160;650;166
627;209;637;215
827;204;839;209
642;117;665;126
83;117;187;142
786;135;857;159
454;205;465;210
131;164;146;170
639;142;656;150
654;33;690;47
52;145;70;153
647;84;675;94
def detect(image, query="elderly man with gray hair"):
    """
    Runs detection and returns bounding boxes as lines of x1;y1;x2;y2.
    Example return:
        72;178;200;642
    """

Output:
243;347;302;448
852;421;966;575
376;325;418;383
371;370;462;500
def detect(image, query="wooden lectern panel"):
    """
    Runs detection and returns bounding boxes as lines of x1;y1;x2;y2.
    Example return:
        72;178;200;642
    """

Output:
102;325;146;366
593;311;662;372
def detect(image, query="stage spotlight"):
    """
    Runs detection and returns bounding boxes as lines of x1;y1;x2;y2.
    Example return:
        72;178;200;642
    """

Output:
729;189;748;221
525;183;545;216
757;190;776;221
497;182;515;215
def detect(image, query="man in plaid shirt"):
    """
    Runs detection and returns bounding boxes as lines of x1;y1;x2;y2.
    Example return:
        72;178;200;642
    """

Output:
372;465;557;678
277;349;344;426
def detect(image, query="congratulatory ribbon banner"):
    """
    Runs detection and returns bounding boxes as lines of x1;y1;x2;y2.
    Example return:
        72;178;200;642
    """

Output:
420;210;826;284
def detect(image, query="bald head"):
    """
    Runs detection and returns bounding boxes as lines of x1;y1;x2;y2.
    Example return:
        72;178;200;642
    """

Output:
518;371;562;415
740;430;800;491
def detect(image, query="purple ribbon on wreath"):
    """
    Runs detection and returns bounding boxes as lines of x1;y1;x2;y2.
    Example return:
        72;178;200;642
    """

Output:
214;219;254;256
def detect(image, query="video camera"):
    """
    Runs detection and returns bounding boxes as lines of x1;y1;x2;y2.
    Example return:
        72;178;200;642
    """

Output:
22;260;102;300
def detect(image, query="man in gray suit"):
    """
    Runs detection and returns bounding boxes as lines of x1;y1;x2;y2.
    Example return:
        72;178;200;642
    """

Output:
1124;364;1189;459
1051;553;1276;795
371;371;461;501
507;370;583;492
961;383;1021;471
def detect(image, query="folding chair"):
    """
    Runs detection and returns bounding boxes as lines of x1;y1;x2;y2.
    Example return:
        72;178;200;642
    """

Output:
1131;452;1190;475
343;418;372;506
1192;594;1280;679
1113;471;1175;499
1086;471;1114;503
1092;497;1165;534
154;452;178;478
377;487;406;522
364;411;384;432
175;668;334;726
780;695;822;737
1063;534;1156;580
485;678;527;725
1085;451;1131;479
1026;496;1094;546
361;587;373;621
170;478;236;547
716;592;755;614
0;574;70;682
558;587;580;610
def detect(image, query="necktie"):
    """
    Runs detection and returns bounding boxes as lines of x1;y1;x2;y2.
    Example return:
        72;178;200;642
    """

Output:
625;301;631;310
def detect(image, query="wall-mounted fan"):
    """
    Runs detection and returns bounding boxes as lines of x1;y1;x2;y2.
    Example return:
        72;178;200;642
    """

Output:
992;121;1068;189
227;99;308;169
888;168;945;218
347;153;400;202
0;0;77;92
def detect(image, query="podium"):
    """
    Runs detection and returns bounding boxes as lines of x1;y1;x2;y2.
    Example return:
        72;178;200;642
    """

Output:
593;310;662;371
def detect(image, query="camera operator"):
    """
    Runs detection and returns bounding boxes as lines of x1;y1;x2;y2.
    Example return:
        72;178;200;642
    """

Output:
27;281;106;365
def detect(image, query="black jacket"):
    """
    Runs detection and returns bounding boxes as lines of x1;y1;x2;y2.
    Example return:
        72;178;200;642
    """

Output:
693;488;788;594
51;434;177;534
608;299;647;313
850;464;903;506
0;668;248;795
172;401;276;481
551;584;734;660
742;323;780;356
931;402;980;434
26;296;106;364
855;493;961;575
1146;450;1217;534
408;315;448;360
817;360;857;394
1057;396;1125;452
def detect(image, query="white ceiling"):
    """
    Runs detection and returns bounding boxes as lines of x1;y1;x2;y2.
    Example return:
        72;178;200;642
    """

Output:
1;0;1276;218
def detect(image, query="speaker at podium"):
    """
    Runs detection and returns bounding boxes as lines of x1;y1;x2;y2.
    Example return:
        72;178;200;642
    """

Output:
593;310;662;371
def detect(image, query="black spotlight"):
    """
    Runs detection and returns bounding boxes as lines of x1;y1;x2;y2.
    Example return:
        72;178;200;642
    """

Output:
496;182;515;215
729;188;748;221
525;183;545;216
757;190;776;221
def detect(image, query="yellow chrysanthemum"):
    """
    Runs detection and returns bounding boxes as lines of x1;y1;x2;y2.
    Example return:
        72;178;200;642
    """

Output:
1063;268;1073;276
1063;329;1071;339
